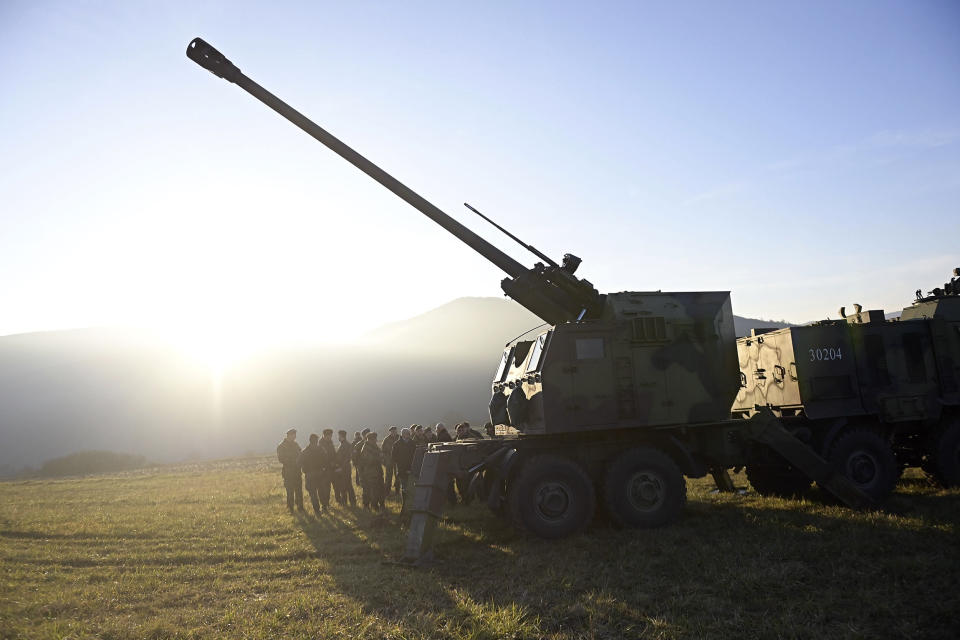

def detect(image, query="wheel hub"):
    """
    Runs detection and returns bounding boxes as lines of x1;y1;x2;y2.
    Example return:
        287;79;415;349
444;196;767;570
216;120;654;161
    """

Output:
847;450;879;487
627;471;665;512
534;481;571;521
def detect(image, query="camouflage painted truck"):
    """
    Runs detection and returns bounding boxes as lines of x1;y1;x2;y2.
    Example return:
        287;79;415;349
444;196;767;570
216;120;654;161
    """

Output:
733;273;960;502
187;38;872;563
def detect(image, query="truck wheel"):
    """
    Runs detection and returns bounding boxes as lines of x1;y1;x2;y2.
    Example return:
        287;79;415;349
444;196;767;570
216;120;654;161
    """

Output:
827;429;898;502
924;418;960;488
603;447;686;528
745;462;812;497
507;454;595;538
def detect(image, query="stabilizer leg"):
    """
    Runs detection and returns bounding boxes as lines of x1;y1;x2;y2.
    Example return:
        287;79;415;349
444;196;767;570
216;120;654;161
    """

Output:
402;449;453;565
747;408;872;509
710;467;736;492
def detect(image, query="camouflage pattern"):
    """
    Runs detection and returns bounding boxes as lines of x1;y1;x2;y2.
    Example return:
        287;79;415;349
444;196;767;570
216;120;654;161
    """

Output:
733;271;960;478
734;274;960;424
490;291;740;434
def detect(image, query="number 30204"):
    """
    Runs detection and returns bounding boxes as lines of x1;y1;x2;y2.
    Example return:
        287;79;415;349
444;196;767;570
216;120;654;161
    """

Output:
809;347;842;362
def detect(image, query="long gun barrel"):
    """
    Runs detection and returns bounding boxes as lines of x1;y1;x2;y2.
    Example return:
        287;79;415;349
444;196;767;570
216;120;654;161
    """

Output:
187;38;602;325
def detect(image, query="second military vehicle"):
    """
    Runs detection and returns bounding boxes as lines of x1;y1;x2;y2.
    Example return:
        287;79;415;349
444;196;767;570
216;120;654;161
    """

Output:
188;38;896;564
734;273;960;500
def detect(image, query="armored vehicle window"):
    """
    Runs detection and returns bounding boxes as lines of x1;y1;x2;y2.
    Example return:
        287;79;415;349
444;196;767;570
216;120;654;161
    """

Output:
864;334;891;386
494;347;514;382
632;317;666;342
902;333;927;383
513;341;533;368
575;337;604;360
527;332;550;372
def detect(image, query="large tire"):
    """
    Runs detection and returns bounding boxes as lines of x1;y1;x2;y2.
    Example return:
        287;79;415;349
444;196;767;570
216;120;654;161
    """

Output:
745;461;812;498
827;429;898;503
507;454;595;538
923;418;960;488
603;447;686;528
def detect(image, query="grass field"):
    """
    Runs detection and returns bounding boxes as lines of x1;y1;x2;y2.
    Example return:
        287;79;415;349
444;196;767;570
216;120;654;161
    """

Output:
1;457;957;640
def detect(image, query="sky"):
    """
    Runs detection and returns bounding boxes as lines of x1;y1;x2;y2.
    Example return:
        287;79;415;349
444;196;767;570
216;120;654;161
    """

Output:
2;1;958;360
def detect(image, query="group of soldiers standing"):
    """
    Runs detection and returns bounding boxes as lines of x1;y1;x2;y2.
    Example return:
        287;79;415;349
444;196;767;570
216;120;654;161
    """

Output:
276;421;488;516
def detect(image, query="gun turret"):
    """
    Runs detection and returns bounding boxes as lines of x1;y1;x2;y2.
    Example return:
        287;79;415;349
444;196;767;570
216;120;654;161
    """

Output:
187;38;602;325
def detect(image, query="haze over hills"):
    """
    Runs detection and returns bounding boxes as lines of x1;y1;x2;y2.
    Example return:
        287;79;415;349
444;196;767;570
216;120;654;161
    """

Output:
0;297;790;475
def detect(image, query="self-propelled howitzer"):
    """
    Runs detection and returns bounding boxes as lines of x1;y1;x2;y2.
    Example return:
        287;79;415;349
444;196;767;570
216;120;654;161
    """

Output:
188;39;871;563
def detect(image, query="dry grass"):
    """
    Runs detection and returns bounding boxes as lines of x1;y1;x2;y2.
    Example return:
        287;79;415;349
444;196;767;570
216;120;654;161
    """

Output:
1;458;957;639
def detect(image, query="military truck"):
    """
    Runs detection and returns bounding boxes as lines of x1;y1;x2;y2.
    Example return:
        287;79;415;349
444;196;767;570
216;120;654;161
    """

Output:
187;38;881;563
733;273;960;501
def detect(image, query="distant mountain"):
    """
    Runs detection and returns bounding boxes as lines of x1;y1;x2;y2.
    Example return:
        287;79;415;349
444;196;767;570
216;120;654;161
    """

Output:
732;316;792;336
0;297;793;474
364;297;545;354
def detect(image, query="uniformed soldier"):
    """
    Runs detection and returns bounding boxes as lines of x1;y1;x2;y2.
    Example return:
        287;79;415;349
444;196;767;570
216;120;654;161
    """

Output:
351;431;363;485
316;429;337;509
456;422;484;440
358;431;385;511
381;426;400;495
298;433;325;516
334;429;357;507
435;423;453;442
423;425;437;443
392;427;417;507
412;425;427;445
276;428;304;511
353;428;369;488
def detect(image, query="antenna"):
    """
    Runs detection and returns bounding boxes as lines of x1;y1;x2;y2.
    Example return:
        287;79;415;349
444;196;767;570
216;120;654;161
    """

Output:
503;322;550;348
464;203;559;268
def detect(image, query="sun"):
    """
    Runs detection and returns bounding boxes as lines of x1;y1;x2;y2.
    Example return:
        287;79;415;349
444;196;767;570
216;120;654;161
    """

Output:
163;321;259;374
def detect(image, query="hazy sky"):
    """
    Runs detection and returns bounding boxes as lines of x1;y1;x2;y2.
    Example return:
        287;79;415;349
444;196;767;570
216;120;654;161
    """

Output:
2;1;958;358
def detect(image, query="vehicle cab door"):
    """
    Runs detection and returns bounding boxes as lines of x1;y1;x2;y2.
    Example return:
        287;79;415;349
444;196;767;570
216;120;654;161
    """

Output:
557;324;617;428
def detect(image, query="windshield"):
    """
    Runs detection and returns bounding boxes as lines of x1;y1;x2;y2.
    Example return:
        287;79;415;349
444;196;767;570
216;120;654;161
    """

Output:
494;347;514;382
526;332;550;372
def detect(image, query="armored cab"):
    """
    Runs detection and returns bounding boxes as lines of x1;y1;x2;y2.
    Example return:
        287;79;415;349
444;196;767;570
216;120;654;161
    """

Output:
491;291;740;434
733;269;960;491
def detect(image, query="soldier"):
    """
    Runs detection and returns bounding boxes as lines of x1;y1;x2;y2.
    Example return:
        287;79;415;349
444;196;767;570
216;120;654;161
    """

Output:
412;425;426;445
358;431;385;511
436;423;453;442
431;422;457;502
316;429;337;509
298;433;326;516
392;427;417;506
334;429;357;507
456;421;484;440
423;425;437;443
949;267;960;296
276;428;304;512
381;426;400;495
353;429;368;486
